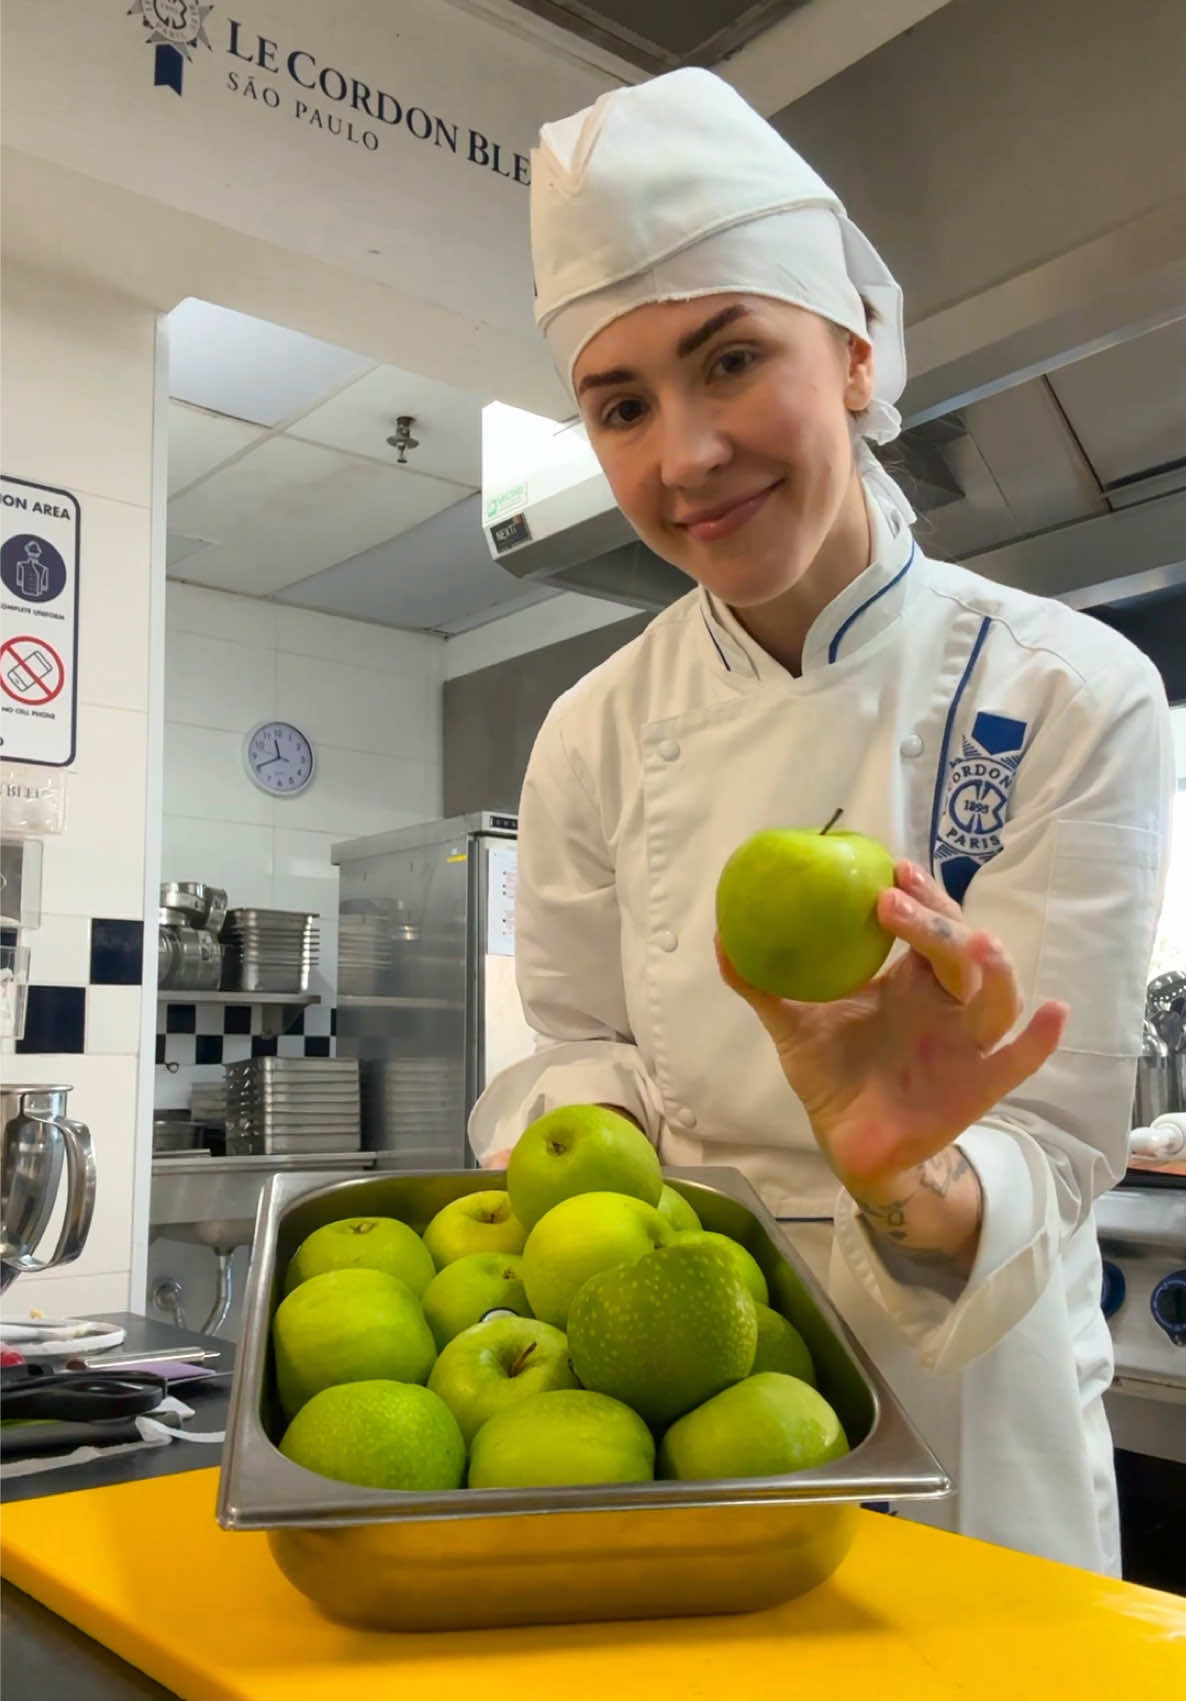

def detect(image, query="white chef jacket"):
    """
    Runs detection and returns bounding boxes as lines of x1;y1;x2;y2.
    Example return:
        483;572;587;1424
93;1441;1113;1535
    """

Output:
469;496;1174;1572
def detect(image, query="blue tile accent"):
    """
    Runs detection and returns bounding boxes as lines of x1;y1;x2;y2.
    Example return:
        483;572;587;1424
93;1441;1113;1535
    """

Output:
17;986;86;1054
89;918;144;985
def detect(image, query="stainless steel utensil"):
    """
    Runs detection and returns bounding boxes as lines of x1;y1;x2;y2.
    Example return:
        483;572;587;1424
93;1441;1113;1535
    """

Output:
219;1165;949;1632
160;882;208;920
0;1084;96;1293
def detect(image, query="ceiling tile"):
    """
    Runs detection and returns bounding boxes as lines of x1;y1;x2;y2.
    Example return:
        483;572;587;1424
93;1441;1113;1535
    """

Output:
166;531;217;569
167;437;468;597
166;299;372;427
167;401;266;495
274;493;556;629
287;363;483;488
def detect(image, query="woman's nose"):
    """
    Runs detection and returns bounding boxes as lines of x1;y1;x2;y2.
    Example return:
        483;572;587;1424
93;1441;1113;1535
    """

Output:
658;403;732;489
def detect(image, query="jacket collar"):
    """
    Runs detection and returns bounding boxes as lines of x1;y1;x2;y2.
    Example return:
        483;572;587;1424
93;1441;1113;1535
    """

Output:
699;493;916;681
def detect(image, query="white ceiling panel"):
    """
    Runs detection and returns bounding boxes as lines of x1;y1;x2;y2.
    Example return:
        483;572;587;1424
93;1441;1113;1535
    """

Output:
167;402;266;496
287;364;483;488
167;437;469;597
275;493;555;630
166;299;372;427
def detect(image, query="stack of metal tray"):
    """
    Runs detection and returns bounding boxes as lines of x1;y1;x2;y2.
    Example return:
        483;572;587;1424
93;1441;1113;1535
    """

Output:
221;909;319;994
337;910;394;997
224;1057;359;1154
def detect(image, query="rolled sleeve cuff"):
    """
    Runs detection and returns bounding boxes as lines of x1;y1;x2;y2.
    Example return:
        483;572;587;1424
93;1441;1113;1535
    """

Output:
833;1125;1059;1374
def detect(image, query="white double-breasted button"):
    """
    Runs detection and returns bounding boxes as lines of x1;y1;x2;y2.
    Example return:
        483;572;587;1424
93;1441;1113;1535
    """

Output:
900;732;924;758
655;929;678;953
658;739;681;761
673;1106;697;1130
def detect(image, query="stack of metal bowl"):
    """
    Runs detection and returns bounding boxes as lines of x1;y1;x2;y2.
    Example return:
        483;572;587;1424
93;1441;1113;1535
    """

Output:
220;909;319;994
158;882;227;992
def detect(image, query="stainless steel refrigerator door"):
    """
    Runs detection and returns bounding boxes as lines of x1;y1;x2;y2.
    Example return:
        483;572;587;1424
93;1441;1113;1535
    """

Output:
469;838;537;1134
336;826;469;1168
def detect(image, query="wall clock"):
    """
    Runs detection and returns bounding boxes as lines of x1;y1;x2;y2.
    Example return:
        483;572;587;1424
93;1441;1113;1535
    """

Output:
244;721;316;796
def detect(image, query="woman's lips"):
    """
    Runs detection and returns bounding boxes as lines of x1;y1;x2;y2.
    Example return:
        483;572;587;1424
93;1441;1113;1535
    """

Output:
677;481;782;542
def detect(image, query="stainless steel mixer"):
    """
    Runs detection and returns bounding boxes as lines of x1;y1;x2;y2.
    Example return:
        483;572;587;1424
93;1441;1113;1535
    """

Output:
0;1084;96;1292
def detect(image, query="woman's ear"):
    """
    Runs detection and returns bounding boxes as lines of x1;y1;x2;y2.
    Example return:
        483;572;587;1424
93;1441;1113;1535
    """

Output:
843;332;876;414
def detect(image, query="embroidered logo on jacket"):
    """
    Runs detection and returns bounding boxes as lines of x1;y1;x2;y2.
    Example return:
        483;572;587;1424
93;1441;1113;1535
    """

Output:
935;711;1027;902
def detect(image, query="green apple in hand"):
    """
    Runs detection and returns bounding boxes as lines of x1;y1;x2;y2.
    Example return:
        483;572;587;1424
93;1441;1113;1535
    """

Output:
421;1252;531;1349
280;1379;465;1492
656;1185;701;1233
522;1192;674;1329
716;814;895;1003
427;1314;577;1444
658;1372;847;1481
284;1215;435;1298
676;1230;769;1305
568;1241;757;1430
421;1190;527;1268
751;1304;816;1385
507;1104;662;1230
468;1389;655;1489
272;1267;437;1420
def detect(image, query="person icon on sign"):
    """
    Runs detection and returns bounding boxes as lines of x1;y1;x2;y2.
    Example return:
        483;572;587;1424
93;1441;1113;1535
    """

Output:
14;539;49;599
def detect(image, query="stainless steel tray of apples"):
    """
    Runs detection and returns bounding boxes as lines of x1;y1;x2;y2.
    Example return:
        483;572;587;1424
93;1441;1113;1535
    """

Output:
219;1109;949;1633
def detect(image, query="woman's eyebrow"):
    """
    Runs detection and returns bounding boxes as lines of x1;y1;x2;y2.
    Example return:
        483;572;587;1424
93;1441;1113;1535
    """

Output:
577;304;755;398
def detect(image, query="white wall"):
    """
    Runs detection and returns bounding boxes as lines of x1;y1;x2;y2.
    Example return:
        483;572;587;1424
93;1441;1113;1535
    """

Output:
1;263;162;1320
445;591;637;679
162;583;445;1010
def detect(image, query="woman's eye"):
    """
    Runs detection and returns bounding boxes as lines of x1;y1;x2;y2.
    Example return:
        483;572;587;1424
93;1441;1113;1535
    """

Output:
601;397;647;430
711;347;757;380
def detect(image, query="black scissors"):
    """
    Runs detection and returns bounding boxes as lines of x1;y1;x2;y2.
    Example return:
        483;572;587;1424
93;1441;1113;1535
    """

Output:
1;1362;168;1422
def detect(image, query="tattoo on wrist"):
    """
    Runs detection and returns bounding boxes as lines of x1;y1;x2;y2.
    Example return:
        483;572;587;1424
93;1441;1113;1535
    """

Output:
851;1149;978;1270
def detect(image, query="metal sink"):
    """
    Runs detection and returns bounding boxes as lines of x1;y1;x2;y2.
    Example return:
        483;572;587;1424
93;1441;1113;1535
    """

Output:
150;1153;377;1250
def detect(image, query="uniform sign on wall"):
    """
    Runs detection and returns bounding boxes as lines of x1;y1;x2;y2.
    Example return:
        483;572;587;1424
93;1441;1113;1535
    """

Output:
0;475;80;767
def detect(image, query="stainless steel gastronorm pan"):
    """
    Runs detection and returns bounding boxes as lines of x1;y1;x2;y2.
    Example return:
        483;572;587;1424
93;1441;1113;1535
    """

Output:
218;1166;949;1631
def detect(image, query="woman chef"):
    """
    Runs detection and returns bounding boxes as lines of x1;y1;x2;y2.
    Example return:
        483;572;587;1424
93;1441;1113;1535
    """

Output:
468;69;1173;1573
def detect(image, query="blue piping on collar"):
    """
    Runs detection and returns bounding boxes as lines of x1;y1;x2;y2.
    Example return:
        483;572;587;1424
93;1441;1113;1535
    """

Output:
827;541;917;664
701;612;732;673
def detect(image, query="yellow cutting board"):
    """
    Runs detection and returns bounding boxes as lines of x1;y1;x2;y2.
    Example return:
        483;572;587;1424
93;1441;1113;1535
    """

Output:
2;1469;1183;1701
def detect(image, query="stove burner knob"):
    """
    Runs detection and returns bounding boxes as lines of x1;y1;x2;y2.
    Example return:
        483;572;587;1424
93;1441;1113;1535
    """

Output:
1100;1260;1126;1320
1150;1269;1186;1346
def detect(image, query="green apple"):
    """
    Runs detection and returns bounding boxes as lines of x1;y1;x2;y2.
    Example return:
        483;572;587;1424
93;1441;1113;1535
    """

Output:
658;1372;848;1480
656;1184;701;1233
751;1304;816;1385
284;1215;435;1298
676;1230;769;1305
280;1379;465;1492
507;1104;662;1231
421;1190;527;1269
567;1241;757;1430
716;820;895;1002
522;1192;674;1329
468;1389;654;1489
421;1252;531;1349
427;1314;578;1444
272;1267;436;1420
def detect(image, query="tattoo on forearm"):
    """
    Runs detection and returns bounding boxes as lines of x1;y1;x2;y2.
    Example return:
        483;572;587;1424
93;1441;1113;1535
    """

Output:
851;1149;980;1274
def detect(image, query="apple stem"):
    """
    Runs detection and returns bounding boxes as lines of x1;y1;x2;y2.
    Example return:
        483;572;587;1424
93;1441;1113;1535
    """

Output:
820;807;844;836
508;1342;538;1379
349;1222;376;1236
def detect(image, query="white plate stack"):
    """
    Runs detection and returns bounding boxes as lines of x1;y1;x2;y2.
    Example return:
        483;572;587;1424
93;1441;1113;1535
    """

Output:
221;909;319;994
224;1057;360;1154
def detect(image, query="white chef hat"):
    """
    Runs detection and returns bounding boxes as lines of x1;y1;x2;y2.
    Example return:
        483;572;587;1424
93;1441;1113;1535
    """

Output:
531;68;914;524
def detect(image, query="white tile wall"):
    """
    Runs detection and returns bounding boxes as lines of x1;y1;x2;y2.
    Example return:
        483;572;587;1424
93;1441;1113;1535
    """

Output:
3;263;161;1318
161;586;446;1018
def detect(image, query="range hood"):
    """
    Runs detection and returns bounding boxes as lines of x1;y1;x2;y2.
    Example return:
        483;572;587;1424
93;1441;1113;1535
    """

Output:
481;404;687;610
